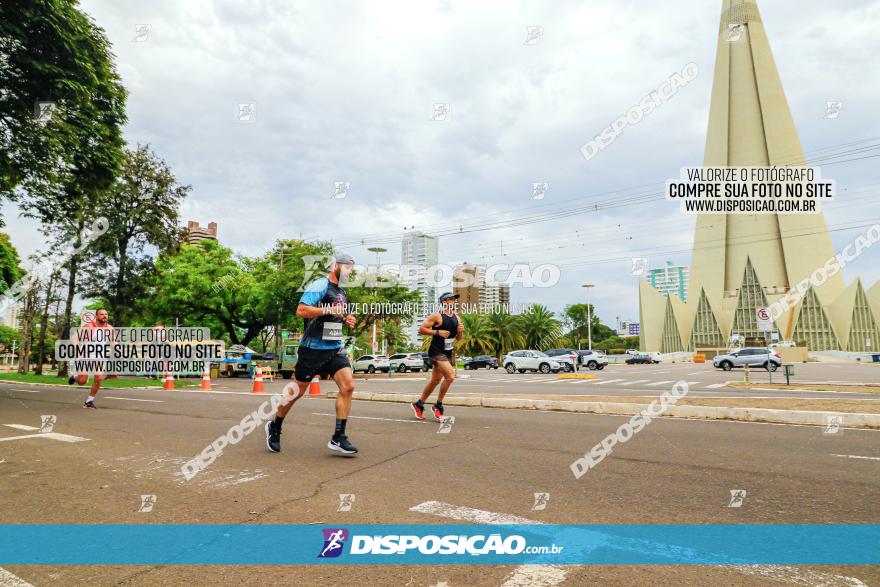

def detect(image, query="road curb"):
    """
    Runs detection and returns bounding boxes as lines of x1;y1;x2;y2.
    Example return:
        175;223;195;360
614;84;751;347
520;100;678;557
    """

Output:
326;390;880;429
0;380;193;391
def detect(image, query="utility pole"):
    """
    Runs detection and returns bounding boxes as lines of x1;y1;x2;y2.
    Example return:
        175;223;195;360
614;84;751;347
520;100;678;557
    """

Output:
581;284;595;351
367;247;386;355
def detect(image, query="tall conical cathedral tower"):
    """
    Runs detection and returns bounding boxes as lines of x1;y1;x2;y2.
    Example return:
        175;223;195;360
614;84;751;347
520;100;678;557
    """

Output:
639;0;880;352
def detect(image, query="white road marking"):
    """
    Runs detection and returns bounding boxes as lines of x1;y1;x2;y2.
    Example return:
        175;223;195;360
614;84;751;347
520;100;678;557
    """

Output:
409;501;567;587
591;379;626;385
3;424;39;431
729;564;867;586
687;371;705;375
644;381;674;387
621;380;651;385
500;566;568;586
212;472;269;488
102;396;164;403
410;501;538;524
0;566;35;587
312;413;423;424
831;453;880;461
8;388;39;393
706;383;728;389
0;432;90;443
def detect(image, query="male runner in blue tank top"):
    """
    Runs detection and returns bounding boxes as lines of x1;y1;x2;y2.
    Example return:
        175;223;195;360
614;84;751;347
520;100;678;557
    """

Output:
411;292;463;421
265;253;359;455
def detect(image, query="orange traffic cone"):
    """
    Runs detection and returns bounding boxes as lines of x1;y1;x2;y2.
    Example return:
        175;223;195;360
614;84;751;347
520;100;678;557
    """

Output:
163;371;175;391
200;367;211;391
252;366;264;394
309;376;321;396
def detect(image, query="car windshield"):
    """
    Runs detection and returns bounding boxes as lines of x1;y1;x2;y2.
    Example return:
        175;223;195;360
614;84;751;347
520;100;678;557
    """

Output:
534;351;549;357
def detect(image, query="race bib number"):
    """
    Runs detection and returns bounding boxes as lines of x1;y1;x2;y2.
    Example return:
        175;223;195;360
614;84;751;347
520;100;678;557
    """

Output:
444;338;455;351
323;322;343;341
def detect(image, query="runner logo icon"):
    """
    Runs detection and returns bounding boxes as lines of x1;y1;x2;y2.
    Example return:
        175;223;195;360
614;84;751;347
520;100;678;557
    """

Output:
319;528;349;558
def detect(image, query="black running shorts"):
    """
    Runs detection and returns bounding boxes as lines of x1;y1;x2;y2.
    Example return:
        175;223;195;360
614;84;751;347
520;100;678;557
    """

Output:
295;346;351;382
428;351;452;367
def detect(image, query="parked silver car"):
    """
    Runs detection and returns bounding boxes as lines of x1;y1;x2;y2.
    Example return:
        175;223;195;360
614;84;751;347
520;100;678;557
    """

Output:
577;350;609;370
502;350;562;374
389;352;425;373
713;347;782;372
352;354;391;373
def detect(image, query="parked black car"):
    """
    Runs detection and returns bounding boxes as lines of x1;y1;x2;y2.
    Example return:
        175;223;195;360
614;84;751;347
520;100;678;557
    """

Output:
463;355;498;369
417;352;433;370
625;353;656;365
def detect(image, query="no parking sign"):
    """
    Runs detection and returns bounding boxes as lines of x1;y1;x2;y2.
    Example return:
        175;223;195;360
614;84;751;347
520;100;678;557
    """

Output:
756;307;773;332
80;310;95;326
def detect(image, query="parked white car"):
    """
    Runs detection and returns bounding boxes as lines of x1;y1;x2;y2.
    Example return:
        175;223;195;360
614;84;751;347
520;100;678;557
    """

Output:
502;350;562;374
713;347;782;371
544;349;578;372
577;350;608;370
352;355;391;373
388;352;425;373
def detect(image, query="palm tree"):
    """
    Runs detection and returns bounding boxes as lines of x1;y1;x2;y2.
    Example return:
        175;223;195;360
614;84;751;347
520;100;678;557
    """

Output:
560;330;582;349
380;319;409;354
458;313;493;356
485;308;524;360
517;304;562;350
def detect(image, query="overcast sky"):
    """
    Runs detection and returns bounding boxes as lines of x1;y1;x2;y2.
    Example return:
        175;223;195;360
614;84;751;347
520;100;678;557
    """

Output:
5;0;880;327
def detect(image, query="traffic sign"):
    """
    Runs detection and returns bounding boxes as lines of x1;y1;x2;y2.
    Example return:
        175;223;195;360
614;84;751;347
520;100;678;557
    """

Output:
80;310;95;326
756;308;773;332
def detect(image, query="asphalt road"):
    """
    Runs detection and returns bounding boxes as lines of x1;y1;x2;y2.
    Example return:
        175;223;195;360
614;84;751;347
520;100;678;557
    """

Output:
1;381;878;586
317;361;880;400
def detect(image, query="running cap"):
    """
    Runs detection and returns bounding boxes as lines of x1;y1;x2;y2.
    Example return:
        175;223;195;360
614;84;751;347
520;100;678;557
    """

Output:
326;252;355;269
438;292;460;303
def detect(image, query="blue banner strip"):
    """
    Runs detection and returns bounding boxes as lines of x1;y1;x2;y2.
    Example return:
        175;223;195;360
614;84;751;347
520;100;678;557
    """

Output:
0;524;876;565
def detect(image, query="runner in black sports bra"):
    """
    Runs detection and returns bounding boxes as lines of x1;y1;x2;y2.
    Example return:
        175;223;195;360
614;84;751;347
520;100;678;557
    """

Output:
411;292;463;421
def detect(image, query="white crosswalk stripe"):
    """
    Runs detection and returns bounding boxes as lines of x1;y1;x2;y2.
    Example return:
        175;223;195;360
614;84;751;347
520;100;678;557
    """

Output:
706;382;727;389
621;379;652;385
644;380;674;386
591;378;626;385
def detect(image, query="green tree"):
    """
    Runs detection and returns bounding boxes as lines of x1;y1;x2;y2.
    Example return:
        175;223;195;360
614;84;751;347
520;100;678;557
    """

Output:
84;144;190;325
147;240;276;345
485;308;524;360
0;232;24;293
517;304;562;350
0;324;19;348
457;313;494;356
343;268;422;340
379;319;409;355
1;0;127;215
5;0;128;376
562;303;615;347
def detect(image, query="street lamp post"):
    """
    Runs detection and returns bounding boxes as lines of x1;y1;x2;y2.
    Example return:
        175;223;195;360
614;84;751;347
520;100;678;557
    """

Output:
581;284;595;351
367;247;387;355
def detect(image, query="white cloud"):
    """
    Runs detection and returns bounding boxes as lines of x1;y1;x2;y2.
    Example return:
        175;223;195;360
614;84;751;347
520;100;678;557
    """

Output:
4;0;879;328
